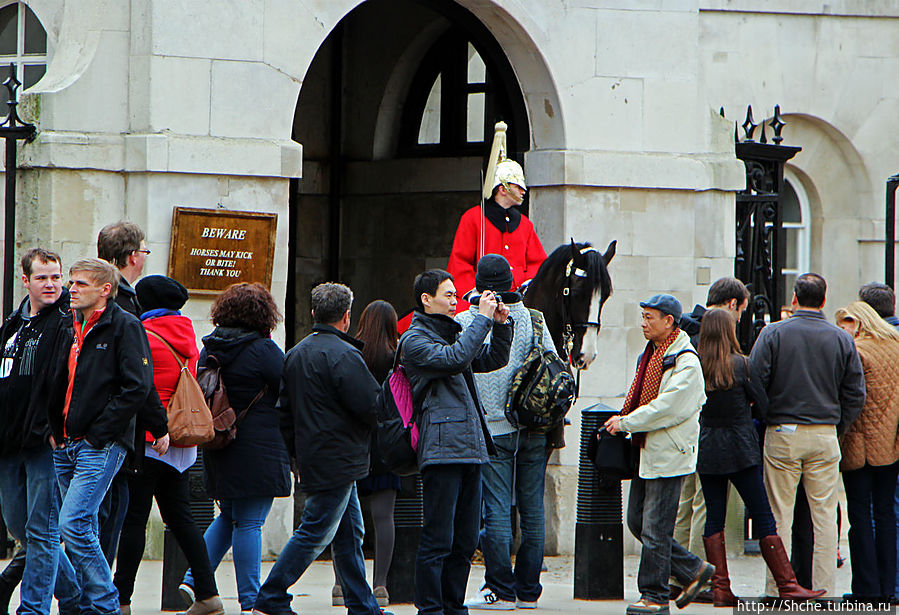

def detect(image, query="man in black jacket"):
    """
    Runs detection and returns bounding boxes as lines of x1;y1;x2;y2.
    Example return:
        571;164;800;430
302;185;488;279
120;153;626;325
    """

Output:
254;283;384;615
96;220;151;566
51;258;154;615
402;269;512;615
0;249;79;615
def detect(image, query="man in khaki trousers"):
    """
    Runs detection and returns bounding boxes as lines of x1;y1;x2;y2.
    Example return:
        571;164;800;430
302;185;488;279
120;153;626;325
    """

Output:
750;273;865;597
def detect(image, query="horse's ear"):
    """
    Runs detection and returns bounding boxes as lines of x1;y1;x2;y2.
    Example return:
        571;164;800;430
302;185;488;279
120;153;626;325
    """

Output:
603;240;617;265
569;238;579;259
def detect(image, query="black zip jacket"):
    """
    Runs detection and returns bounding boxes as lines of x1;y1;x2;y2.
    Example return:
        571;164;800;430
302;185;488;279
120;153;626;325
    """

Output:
50;300;154;450
279;324;380;492
0;289;72;456
115;278;141;317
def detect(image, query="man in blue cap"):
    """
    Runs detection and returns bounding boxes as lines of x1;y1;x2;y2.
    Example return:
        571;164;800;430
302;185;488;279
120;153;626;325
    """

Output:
604;294;712;615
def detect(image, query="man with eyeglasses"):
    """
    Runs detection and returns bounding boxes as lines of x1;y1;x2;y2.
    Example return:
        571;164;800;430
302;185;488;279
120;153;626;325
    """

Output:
95;221;157;568
98;221;150;317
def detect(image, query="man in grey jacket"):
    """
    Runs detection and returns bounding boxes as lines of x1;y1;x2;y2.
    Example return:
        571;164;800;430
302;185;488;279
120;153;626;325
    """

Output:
750;273;865;597
402;269;512;615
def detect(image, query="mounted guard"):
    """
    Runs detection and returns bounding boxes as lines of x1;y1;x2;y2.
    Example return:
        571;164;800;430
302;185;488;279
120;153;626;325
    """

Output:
447;121;547;312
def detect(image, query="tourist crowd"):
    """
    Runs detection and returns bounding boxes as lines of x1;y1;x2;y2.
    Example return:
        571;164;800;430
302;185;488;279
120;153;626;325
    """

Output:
1;174;898;615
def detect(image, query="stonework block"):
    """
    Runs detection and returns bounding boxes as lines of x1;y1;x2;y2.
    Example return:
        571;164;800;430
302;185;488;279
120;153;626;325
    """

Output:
149;0;264;61
148;56;212;136
41;31;130;134
563;77;643;151
595;9;698;81
210;60;301;141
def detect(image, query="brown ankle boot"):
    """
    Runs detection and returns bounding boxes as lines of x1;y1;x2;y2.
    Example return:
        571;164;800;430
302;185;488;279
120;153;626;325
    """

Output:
759;535;827;600
702;532;738;606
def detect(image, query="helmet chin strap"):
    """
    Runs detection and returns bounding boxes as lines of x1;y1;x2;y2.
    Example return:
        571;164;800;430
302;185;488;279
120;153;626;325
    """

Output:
501;181;524;205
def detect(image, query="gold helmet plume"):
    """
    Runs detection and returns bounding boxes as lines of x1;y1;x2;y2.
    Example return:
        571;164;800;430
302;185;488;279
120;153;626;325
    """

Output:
481;122;526;199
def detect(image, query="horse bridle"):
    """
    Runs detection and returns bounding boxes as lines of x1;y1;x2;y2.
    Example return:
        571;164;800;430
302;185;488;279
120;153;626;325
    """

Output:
560;246;601;362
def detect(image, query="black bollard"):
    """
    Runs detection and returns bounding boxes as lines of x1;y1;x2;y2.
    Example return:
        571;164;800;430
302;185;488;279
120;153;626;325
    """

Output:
386;474;422;604
161;451;215;611
574;404;624;599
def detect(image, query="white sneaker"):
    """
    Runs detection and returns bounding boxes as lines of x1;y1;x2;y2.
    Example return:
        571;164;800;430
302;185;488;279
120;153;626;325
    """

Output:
516;598;538;609
465;588;516;611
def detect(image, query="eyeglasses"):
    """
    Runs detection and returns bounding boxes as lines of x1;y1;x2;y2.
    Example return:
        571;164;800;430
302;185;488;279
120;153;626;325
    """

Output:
133;249;151;255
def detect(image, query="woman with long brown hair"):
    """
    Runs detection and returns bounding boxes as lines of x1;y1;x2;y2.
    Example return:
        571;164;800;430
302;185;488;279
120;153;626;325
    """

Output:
696;309;823;605
331;300;400;608
835;301;899;602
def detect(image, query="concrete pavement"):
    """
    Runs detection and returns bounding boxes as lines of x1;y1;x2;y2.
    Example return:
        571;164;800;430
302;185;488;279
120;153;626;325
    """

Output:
4;547;856;615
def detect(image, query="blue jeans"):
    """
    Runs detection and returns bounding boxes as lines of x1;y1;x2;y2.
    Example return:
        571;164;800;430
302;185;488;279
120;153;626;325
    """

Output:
844;462;899;598
54;440;126;615
699;465;777;537
415;464;482;615
184;497;274;611
627;475;703;604
480;431;546;602
0;447;79;615
254;483;379;615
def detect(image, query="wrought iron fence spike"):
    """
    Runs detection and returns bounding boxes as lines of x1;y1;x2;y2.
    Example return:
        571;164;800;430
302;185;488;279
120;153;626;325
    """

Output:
769;104;786;145
742;105;758;142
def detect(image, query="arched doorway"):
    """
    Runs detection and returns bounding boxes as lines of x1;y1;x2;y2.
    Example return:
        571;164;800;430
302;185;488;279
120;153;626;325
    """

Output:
286;0;530;342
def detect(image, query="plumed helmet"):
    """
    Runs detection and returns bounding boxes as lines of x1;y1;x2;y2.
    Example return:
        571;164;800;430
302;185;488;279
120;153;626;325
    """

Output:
492;159;526;192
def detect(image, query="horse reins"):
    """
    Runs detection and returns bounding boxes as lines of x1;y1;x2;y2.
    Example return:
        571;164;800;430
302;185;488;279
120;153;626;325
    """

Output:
560;246;601;364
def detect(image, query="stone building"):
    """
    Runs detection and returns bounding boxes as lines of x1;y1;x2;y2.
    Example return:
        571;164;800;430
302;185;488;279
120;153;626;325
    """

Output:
2;0;897;556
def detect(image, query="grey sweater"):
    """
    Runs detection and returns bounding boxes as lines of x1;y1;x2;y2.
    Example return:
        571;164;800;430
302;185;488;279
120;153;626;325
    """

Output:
456;302;557;436
748;309;865;433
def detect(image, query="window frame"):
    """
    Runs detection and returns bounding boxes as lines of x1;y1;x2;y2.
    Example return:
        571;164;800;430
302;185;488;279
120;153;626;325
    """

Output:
398;27;517;158
0;1;48;98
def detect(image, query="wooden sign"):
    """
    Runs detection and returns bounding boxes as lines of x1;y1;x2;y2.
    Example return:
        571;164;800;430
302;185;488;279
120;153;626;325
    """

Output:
168;207;277;295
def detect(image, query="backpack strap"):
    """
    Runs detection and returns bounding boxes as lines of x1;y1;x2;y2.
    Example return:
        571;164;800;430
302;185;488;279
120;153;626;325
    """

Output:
147;330;187;370
234;384;267;425
527;309;545;349
661;348;699;373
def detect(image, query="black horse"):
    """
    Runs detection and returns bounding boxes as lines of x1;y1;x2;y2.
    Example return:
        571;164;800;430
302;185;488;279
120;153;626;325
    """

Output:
523;239;616;370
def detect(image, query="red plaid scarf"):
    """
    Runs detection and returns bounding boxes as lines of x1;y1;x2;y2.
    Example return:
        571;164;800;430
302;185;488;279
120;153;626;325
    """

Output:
621;328;681;447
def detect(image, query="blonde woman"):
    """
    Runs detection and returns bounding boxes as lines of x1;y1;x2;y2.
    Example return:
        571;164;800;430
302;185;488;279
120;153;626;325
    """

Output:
835;301;899;602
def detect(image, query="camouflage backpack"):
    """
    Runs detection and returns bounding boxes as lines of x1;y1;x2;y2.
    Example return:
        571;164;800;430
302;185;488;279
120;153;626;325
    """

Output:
504;309;576;432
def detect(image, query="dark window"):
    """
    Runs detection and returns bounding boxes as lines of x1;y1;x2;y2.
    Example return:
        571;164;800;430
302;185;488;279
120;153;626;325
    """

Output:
0;2;48;108
400;28;517;157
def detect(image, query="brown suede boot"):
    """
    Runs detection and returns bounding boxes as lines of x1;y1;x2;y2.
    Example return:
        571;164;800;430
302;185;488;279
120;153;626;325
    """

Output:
702;532;738;607
759;535;827;600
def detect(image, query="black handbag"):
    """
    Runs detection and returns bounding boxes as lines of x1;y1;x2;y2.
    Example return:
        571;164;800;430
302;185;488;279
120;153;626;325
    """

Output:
588;427;638;481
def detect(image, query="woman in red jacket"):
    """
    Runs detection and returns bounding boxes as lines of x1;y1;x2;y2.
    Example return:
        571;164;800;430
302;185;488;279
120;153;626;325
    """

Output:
113;276;223;615
447;159;546;312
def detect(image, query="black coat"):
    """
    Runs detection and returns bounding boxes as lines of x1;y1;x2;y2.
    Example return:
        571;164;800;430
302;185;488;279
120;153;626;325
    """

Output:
0;290;72;456
201;327;290;499
697;354;768;475
115;278;141;317
50;300;154;450
280;324;380;492
680;304;706;348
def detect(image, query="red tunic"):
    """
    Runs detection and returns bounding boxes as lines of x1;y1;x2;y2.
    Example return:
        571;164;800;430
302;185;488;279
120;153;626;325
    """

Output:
447;204;547;312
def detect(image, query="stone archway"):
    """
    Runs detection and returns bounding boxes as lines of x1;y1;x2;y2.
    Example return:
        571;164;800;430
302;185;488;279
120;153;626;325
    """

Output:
286;0;564;342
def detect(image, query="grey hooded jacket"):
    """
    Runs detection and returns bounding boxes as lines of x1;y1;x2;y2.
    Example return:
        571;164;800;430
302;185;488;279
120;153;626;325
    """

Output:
401;309;513;469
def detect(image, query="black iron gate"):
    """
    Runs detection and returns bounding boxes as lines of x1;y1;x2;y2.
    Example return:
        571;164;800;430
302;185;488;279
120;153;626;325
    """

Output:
0;63;36;318
726;105;800;353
